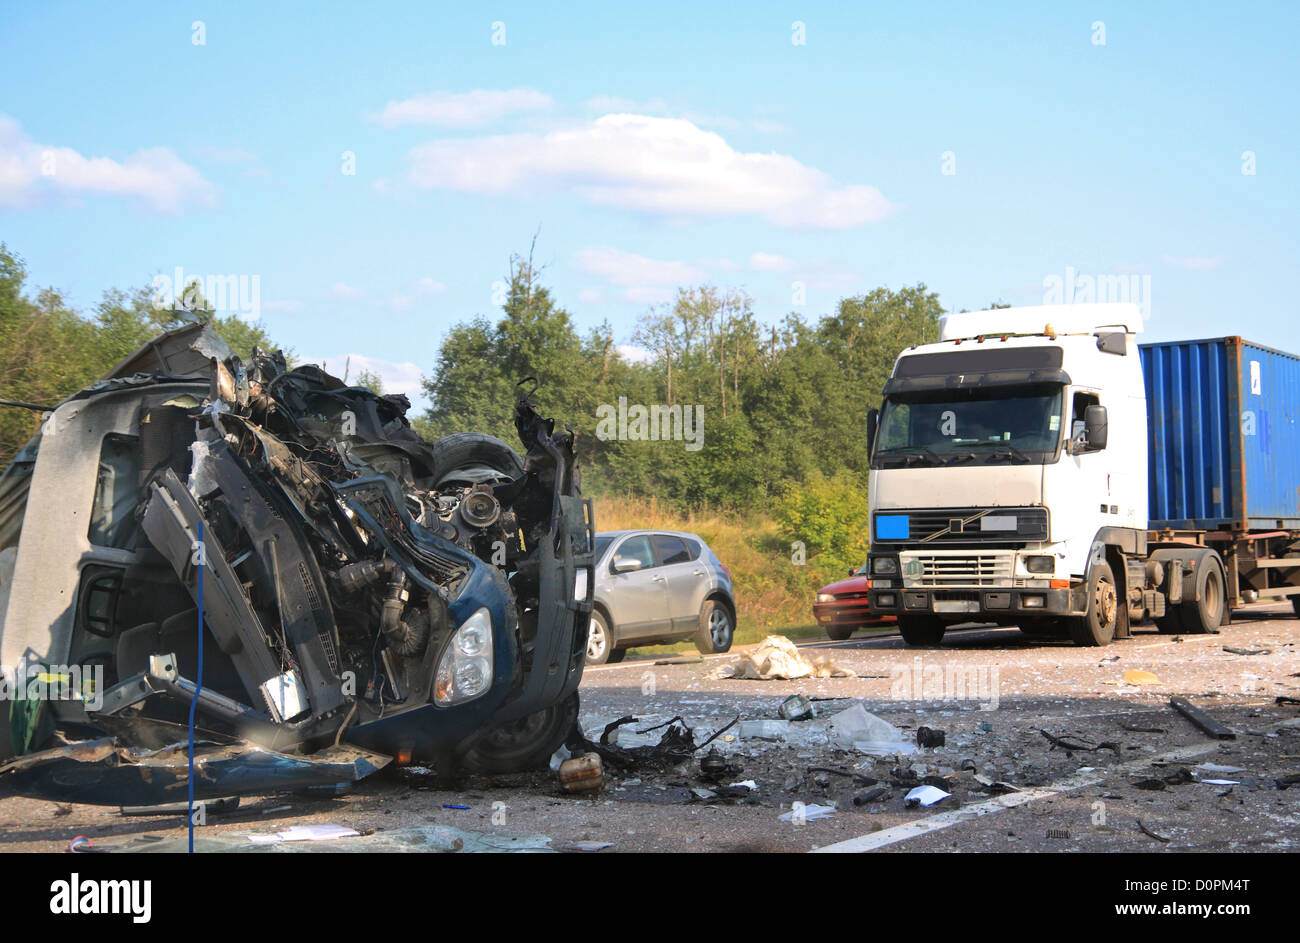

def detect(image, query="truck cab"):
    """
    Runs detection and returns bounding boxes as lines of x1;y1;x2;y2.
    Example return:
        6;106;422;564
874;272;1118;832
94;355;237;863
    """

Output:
866;303;1165;646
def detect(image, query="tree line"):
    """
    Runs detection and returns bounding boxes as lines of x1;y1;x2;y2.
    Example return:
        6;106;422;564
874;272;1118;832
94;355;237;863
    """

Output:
0;240;948;522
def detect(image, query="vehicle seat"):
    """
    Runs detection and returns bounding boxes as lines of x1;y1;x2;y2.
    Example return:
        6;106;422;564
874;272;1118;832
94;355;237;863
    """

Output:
115;610;245;696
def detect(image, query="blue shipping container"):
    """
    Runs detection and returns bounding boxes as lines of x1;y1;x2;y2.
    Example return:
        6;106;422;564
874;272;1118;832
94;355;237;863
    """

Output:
1140;338;1300;531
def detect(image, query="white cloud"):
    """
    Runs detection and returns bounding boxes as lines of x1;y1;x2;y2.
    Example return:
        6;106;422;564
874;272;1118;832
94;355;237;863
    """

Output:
404;114;894;229
263;300;303;314
309;354;426;400
331;282;364;300
415;277;445;294
0;115;215;213
574;246;705;287
1161;254;1225;271
578;286;605;304
375;88;554;129
749;251;796;273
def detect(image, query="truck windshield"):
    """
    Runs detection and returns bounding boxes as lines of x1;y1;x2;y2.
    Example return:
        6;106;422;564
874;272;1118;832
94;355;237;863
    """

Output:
874;384;1064;467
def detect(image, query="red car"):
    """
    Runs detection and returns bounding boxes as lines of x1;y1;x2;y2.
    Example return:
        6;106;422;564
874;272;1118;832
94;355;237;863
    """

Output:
813;566;898;640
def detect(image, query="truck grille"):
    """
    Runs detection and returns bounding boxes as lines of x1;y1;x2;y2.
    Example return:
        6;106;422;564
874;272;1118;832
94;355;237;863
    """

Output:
906;553;1012;587
874;507;1048;546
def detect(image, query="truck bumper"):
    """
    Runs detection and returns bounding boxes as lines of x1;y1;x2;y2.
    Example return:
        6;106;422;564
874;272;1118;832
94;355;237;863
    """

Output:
868;585;1081;620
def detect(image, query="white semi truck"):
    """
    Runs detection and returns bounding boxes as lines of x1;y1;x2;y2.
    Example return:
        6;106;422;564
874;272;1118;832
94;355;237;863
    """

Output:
865;303;1300;646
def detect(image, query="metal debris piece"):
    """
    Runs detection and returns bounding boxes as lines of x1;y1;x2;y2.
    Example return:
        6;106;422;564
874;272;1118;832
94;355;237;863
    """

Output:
1222;646;1270;656
853;785;890;805
1169;697;1236;740
779;694;815;722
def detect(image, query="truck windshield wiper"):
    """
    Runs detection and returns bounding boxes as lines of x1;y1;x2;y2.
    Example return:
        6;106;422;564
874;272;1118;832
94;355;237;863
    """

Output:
879;447;948;466
967;441;1034;463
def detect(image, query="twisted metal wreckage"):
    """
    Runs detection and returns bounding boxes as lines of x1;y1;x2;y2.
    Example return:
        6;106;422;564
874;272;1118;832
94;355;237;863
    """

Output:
0;323;595;804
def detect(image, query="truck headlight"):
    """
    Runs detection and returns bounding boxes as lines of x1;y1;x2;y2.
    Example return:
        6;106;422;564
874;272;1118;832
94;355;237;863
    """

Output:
435;608;494;705
816;593;835;603
1025;556;1055;575
872;557;898;576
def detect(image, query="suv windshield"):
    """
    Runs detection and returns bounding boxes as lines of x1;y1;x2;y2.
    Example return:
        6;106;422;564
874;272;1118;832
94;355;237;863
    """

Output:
874;383;1064;467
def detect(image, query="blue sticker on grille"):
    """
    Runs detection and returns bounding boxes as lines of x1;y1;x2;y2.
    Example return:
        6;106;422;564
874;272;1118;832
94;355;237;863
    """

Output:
875;515;910;540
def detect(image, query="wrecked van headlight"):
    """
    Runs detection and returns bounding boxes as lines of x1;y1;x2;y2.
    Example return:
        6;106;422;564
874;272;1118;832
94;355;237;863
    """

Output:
435;608;494;705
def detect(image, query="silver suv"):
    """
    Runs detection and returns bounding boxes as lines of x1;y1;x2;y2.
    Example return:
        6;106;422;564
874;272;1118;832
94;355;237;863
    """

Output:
585;530;736;664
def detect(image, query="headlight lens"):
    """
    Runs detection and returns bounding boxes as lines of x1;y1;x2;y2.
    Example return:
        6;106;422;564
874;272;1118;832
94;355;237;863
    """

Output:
816;593;835;603
1025;555;1055;575
435;608;494;705
872;557;898;576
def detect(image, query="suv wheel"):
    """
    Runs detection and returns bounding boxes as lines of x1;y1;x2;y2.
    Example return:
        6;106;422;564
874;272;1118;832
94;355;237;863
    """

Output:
585;610;624;665
694;599;734;654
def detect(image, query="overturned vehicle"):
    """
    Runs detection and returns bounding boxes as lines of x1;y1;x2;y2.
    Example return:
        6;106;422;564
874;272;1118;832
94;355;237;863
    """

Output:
0;324;594;804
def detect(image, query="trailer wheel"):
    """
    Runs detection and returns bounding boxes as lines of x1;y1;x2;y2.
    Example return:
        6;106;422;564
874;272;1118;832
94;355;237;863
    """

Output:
1180;558;1226;633
898;615;945;647
1068;563;1118;646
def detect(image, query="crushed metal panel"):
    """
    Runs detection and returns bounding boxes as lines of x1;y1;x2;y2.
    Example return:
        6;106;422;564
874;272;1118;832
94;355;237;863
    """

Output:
103;322;233;381
0;737;389;805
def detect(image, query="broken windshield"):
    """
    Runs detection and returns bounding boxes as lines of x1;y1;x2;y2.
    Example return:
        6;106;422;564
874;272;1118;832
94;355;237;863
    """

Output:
873;383;1064;467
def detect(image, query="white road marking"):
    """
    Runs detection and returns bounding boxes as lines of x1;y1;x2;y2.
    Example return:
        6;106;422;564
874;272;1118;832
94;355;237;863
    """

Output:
811;742;1219;853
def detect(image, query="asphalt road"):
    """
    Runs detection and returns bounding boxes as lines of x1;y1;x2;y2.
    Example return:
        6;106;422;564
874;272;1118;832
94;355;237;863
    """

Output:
2;604;1297;853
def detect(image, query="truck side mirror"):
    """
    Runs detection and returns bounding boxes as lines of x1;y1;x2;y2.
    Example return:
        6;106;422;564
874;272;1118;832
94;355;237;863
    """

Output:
1084;405;1108;451
866;407;880;457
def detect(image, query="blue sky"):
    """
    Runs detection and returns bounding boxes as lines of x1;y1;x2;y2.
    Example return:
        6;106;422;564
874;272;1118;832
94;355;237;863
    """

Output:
2;2;1296;407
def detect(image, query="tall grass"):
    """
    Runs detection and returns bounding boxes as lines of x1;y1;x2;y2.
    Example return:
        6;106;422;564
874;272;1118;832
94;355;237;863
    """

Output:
593;494;852;645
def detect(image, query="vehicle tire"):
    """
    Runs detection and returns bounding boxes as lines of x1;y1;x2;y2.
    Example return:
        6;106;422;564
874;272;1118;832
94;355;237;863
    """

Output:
1180;557;1226;633
824;624;855;641
694;599;734;654
585;610;622;665
898;614;945;647
1068;562;1119;646
1292;596;1300;620
1154;608;1187;634
461;691;580;774
427;433;524;487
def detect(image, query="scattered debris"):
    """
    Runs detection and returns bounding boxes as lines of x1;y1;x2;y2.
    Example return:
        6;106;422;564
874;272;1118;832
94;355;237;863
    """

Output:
1194;763;1244;774
1040;729;1120;754
566;841;614;852
557;753;604;794
67;836;96;853
779;694;815;721
1169;697;1237;740
779;803;836;822
916;726;946;748
1276;773;1300;790
1045;828;1071;839
120;796;241;817
904;784;951;808
852;785;891;805
1222;646;1271;656
711;635;855;680
1123;668;1162;685
248;824;361;844
1137;819;1171;843
1120;723;1166;734
829;704;917;755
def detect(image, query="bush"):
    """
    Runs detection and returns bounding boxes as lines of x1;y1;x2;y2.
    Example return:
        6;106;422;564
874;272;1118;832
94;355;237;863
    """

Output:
771;470;872;577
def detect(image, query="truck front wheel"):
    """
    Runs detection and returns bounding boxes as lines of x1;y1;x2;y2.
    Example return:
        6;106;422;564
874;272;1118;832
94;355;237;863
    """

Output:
898;614;945;647
1069;563;1118;647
